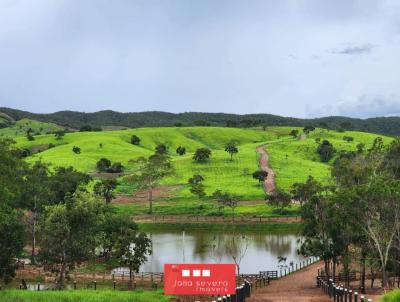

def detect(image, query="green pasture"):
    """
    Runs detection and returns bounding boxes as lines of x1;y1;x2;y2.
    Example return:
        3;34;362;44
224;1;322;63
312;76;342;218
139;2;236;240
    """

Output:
0;290;170;302
9;125;392;206
0;118;62;137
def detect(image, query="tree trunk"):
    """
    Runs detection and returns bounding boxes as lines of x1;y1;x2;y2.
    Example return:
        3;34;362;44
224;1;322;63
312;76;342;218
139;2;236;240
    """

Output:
360;252;366;293
332;258;337;281
381;264;388;288
30;212;37;265
324;259;330;277
129;264;133;289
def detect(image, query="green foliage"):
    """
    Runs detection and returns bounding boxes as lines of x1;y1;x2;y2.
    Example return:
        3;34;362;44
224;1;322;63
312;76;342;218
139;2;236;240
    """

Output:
381;289;400;302
317;139;335;162
212;190;240;219
176;145;186;156
94;179;117;204
188;174;206;198
268;189;292;214
343;136;354;143
72;146;81;154
303;125;315;134
155;143;167;155
54;130;65;140
289;129;299;138
0;206;25;283
252;170;268;183
193;148;212;162
225;140;239;161
130;135;140;145
39;192;107;288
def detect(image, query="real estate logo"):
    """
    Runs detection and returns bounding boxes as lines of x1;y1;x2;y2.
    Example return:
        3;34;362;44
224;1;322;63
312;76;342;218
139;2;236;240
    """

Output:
164;264;236;295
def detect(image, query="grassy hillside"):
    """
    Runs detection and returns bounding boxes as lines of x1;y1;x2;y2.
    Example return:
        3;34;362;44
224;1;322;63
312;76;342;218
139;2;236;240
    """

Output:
0;118;63;137
14;126;391;204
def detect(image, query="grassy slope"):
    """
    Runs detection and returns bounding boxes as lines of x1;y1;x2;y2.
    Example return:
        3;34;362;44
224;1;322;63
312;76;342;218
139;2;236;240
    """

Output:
11;126;392;216
0;118;62;137
0;290;169;302
380;289;400;301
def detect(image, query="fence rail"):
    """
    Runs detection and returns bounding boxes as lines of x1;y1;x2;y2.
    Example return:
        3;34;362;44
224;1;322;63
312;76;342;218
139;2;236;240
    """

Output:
317;276;373;302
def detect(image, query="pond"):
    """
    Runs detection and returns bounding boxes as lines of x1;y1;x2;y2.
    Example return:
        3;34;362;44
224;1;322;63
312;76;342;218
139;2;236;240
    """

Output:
136;228;305;274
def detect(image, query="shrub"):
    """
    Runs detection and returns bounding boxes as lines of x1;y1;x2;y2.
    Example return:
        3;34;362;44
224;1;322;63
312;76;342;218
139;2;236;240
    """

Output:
193;148;212;162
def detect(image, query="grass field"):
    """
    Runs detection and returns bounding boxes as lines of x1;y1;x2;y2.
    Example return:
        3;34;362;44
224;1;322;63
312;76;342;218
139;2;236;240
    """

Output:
0;290;170;302
0;118;63;137
380;289;400;301
8;125;392;216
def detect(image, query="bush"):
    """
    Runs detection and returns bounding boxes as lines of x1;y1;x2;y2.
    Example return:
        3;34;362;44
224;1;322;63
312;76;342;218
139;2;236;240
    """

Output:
130;135;141;145
96;158;111;172
193;148;212;162
72;146;81;154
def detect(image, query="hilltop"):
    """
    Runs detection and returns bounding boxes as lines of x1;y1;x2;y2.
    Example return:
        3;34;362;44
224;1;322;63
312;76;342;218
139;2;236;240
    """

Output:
7;124;391;217
2;107;400;136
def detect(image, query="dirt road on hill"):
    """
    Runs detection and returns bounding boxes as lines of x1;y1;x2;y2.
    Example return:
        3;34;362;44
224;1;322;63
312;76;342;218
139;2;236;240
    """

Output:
256;146;276;195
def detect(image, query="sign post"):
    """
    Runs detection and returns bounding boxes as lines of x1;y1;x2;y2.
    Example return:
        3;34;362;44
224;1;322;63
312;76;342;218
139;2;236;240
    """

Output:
164;264;236;296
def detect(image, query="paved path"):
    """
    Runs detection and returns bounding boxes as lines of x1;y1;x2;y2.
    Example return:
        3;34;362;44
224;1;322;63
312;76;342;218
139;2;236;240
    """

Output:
248;262;331;302
256;146;275;195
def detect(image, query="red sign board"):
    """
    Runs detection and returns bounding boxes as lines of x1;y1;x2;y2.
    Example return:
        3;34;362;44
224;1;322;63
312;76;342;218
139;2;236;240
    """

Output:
164;264;236;295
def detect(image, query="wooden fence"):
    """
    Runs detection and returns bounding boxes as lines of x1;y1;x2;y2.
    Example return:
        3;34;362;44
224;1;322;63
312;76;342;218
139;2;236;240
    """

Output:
317;276;373;302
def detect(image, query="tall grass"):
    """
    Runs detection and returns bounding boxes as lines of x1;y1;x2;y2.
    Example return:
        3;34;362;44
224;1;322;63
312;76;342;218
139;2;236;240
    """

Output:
0;289;170;302
380;289;400;301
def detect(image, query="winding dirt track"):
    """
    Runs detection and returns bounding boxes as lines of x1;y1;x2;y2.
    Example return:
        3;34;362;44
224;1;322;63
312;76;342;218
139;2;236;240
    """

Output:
248;262;330;302
256;146;276;195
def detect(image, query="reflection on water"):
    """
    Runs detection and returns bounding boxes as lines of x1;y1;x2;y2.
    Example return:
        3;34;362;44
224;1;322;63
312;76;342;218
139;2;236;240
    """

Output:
140;229;304;273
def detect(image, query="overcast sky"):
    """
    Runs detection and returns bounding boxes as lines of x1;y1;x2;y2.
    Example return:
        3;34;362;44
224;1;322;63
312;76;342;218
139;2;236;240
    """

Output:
1;0;400;118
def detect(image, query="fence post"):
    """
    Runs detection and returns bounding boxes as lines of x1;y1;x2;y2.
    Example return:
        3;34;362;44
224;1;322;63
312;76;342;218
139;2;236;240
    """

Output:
354;292;358;302
37;282;40;291
74;280;77;290
94;280;97;290
349;290;353;302
113;281;116;290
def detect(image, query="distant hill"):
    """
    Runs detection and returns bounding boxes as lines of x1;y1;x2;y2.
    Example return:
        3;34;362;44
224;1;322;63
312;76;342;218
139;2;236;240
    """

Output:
1;107;400;136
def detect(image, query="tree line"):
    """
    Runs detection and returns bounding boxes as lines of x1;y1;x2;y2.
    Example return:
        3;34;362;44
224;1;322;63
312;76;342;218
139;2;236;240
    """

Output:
0;139;151;289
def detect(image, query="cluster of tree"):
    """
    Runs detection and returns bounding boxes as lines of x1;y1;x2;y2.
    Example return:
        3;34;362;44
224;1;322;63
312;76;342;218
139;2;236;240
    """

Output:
6;106;400;136
96;158;124;173
79;125;102;132
297;137;400;289
317;139;335;162
0;139;151;287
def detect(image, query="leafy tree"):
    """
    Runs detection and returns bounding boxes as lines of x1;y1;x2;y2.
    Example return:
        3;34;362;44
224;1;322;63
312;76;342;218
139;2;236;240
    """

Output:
20;162;53;263
188;175;206;199
252;170;268;183
26;131;34;141
357;143;365;153
291;176;321;206
107;162;124;173
155;144;167;155
126;154;173;214
224;140;239;161
54;130;65;140
130;135;141;145
212;190;240;221
343;136;354;143
289;129;299;138
50;166;91;203
39;192;106;289
317;140;335;162
176;146;186;156
79;125;92;132
303;125;315;134
113;222;152;288
96;158;112;172
193;148;212;162
72;146;81;154
94;179;117;204
268;189;292;214
0;205;25;283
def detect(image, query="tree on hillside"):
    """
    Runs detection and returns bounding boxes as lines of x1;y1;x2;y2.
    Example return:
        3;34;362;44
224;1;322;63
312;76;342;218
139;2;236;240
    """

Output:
252;170;268;183
54;130;65;140
26;128;34;141
225;140;239;161
39;192;106;289
94;179;118;204
303;125;315;134
317;140;335;162
176;146;186;156
193;148;212;162
155;143;167;155
97;158;112;172
130;135;141;145
343;136;354;143
72;146;81;154
0;205;25;283
126;154;173;214
289;129;299;138
79;125;92;132
107;162;124;173
356;143;365;153
212;190;240;221
188;174;206;199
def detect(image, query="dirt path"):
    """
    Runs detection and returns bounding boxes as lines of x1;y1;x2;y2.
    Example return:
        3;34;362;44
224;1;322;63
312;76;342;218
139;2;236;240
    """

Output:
256;146;276;195
248;262;330;302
